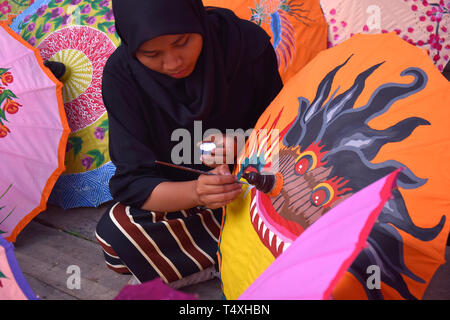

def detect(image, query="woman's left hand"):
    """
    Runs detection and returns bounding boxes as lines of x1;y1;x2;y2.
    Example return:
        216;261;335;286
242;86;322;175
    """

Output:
200;133;238;168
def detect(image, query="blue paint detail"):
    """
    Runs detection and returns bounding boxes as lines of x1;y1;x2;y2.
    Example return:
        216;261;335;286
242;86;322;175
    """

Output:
270;12;281;49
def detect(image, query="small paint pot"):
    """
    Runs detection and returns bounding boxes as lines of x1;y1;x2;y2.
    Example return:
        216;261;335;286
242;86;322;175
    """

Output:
199;142;216;155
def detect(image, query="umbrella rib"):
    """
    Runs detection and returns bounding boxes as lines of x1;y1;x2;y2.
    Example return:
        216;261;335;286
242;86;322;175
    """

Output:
7;124;65;132
12;85;61;97
1;149;61;168
0;206;16;226
0;177;41;209
0;183;40;211
1;51;34;68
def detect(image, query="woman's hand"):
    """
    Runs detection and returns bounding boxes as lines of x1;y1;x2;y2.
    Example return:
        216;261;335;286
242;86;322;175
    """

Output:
200;133;240;168
194;164;242;209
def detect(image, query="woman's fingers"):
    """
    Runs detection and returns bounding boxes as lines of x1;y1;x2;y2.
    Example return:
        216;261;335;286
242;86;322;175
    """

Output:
199;173;236;186
199;181;242;195
200;188;243;209
200;134;237;167
201;149;227;167
201;133;224;146
201;154;221;167
210;164;231;175
196;164;243;208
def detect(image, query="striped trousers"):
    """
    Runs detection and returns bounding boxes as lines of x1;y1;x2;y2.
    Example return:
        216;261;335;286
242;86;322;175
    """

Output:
95;202;223;284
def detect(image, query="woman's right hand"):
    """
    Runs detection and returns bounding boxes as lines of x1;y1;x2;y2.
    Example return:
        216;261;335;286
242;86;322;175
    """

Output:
195;164;243;209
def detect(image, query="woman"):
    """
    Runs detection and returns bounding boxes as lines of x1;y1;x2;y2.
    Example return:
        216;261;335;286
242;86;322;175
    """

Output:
95;0;283;286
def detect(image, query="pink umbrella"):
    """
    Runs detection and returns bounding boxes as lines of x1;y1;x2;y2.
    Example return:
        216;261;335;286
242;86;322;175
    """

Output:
114;278;197;300
0;22;69;242
320;0;450;72
239;170;400;300
0;235;37;299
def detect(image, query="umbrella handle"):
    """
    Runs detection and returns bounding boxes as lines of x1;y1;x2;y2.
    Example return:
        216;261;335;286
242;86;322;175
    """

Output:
43;60;66;80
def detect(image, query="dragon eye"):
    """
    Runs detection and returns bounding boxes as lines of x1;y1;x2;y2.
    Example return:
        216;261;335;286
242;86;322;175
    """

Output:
310;184;334;207
295;154;314;175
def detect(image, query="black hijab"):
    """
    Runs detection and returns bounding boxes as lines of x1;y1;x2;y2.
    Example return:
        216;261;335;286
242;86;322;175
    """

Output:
104;0;283;207
111;0;270;128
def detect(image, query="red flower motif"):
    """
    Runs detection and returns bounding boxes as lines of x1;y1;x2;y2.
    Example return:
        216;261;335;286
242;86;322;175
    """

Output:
0;124;10;138
1;71;13;86
3;99;22;114
0;1;11;15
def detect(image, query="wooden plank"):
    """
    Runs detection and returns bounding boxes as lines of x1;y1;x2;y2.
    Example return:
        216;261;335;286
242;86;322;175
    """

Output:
33;202;113;243
180;278;223;300
22;273;79;300
14;220;130;300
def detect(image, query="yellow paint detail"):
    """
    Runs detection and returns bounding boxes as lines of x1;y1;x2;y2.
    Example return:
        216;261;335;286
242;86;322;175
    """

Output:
220;184;275;299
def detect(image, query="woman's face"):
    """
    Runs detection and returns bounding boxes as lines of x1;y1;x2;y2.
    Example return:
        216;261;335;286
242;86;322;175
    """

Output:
135;33;203;79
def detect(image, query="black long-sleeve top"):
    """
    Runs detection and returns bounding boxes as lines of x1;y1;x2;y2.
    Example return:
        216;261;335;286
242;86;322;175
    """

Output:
102;23;283;209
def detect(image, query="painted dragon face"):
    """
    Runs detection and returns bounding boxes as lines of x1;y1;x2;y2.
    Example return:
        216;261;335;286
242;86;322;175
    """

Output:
242;143;352;257
236;56;446;299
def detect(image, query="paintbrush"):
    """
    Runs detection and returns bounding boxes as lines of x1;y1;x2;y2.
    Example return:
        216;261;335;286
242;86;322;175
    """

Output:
155;160;249;185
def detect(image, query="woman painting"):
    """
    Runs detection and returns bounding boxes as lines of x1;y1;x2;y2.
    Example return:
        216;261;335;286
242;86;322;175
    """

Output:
95;0;283;286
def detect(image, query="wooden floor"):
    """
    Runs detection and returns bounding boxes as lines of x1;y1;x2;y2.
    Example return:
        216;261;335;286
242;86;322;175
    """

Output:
12;202;450;300
13;202;222;300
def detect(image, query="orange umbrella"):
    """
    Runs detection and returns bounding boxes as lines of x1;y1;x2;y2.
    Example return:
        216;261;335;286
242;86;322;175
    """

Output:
203;0;328;83
219;32;450;300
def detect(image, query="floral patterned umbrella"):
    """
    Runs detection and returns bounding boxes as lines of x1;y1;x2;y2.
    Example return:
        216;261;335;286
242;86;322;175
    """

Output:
0;0;34;23
0;22;69;241
11;0;119;208
319;0;450;72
